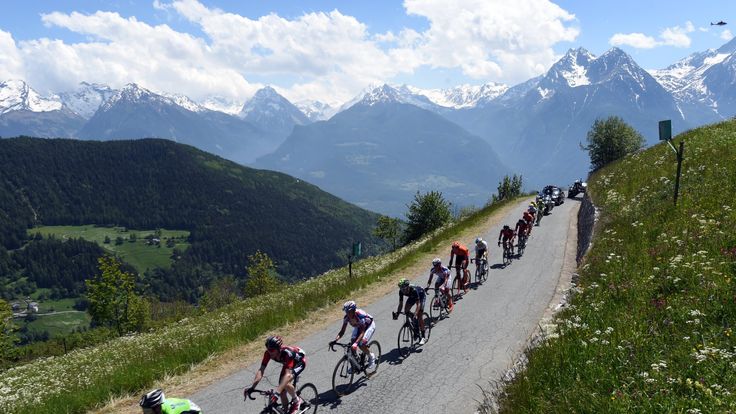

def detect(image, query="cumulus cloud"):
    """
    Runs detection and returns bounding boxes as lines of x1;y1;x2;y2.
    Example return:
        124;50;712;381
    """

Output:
721;29;733;41
400;0;579;82
610;21;694;49
2;0;579;104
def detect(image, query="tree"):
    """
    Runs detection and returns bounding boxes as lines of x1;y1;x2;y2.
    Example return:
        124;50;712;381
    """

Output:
85;256;150;335
0;299;18;362
200;276;239;312
493;174;523;202
403;191;452;243
244;251;282;298
103;236;111;244
583;116;644;171
373;216;402;250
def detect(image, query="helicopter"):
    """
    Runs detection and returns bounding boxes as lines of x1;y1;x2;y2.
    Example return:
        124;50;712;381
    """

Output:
711;21;727;26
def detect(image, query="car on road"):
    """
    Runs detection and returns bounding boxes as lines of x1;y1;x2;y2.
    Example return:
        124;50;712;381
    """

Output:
542;185;565;206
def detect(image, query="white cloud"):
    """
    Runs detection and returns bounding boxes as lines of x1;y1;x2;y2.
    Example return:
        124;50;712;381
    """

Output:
0;30;24;81
400;0;579;82
609;21;694;49
1;0;579;104
721;29;733;41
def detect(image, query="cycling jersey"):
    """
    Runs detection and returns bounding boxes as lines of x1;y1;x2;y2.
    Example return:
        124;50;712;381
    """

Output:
516;221;529;234
159;398;201;414
344;309;374;330
451;244;470;257
429;265;450;285
400;284;426;309
261;345;307;382
523;211;534;223
474;240;488;256
499;228;515;240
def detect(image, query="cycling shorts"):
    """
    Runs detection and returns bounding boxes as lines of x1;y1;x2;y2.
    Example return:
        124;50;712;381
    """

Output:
475;249;487;259
351;321;376;346
455;255;468;269
280;359;306;385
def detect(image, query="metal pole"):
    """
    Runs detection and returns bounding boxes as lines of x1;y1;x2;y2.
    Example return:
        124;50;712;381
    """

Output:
348;256;352;278
673;141;684;206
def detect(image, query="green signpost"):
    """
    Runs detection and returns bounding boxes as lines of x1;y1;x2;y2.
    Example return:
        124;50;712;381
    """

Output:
659;120;684;206
348;242;361;277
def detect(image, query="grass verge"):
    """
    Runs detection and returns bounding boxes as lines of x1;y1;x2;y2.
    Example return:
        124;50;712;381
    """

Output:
2;197;521;414
484;121;736;413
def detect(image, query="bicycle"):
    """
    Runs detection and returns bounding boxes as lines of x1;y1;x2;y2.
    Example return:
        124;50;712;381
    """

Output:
329;340;382;396
500;240;514;266
246;383;319;414
471;257;488;284
516;232;528;257
449;265;468;298
427;287;451;321
395;310;432;358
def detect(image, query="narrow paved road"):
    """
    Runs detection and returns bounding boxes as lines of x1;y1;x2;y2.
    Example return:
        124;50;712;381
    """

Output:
191;198;579;414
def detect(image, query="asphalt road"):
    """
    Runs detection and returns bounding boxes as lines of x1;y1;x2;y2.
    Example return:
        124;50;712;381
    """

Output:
191;197;579;414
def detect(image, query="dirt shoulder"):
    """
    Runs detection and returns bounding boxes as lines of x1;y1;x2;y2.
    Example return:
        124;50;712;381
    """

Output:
90;199;528;414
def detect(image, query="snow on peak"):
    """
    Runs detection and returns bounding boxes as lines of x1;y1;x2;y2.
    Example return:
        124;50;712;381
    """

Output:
160;92;205;112
295;99;336;121
58;82;116;119
407;83;508;108
200;96;243;115
0;79;62;114
240;86;290;117
547;48;594;87
100;83;203;113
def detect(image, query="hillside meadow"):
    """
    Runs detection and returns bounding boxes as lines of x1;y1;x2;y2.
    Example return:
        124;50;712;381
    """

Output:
488;121;736;413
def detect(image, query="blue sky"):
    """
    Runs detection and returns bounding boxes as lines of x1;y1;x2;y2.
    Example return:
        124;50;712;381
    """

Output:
0;1;733;104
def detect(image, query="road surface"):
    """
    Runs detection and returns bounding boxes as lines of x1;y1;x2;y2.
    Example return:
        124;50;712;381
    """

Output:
191;198;579;414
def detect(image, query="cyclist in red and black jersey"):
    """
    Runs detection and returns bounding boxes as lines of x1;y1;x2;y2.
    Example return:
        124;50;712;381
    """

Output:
498;225;516;255
515;218;531;240
522;210;534;235
245;335;306;414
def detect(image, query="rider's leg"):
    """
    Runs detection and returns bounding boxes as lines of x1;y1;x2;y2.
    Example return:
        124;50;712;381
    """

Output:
415;305;425;336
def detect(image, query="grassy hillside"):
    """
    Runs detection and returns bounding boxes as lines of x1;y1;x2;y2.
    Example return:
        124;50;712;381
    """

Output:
31;226;189;272
491;121;736;412
0;137;383;299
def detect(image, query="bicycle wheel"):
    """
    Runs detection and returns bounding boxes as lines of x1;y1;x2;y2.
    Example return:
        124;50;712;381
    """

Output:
397;323;414;358
482;261;489;282
296;383;319;414
331;356;354;396
422;312;432;341
475;265;481;284
365;341;382;376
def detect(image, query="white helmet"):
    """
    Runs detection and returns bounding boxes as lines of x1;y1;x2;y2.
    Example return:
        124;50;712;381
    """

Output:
432;257;442;266
475;237;483;244
343;300;357;312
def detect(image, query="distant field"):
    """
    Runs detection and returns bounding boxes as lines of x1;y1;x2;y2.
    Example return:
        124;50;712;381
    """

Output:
30;225;190;272
24;311;90;338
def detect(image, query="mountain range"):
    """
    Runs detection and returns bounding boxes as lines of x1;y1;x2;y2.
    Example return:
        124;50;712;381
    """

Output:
3;37;736;214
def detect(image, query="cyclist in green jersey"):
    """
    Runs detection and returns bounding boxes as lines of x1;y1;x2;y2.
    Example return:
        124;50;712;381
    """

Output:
139;389;201;414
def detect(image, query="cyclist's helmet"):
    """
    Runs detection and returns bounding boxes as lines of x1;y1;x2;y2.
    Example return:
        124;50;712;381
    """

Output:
518;218;525;224
529;202;535;206
503;225;510;230
265;335;283;350
432;257;442;266
343;300;357;312
398;278;410;288
475;237;483;244
139;389;165;408
452;241;460;248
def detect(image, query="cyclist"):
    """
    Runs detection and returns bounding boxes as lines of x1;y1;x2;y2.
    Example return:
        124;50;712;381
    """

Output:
498;225;516;256
448;241;470;293
330;301;376;371
522;210;534;235
139;389;201;414
474;237;488;273
526;203;537;231
392;278;427;345
515;218;531;245
425;257;453;312
244;335;307;414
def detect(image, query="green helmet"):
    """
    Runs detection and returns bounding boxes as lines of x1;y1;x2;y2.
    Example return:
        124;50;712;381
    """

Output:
398;278;410;288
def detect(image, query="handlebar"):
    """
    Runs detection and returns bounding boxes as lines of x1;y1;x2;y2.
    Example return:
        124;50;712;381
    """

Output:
245;388;274;401
329;341;352;352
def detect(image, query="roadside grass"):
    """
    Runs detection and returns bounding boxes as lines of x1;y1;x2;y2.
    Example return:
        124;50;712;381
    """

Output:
31;225;190;272
1;197;521;414
487;121;736;413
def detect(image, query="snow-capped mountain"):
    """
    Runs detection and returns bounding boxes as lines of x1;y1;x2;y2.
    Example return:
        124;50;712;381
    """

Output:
58;82;116;119
407;83;509;108
340;84;443;113
0;80;62;115
160;92;206;113
239;86;310;137
0;80;84;138
651;36;736;123
201;96;243;116
295;100;336;122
